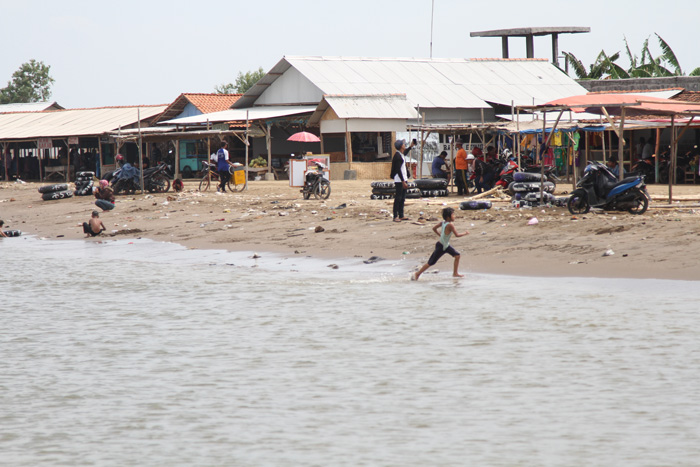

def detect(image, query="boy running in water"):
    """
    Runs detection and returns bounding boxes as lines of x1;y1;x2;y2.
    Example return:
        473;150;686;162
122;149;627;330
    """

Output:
412;207;469;280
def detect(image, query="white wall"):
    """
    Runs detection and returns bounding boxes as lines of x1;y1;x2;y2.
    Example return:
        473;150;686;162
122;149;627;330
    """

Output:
255;67;324;106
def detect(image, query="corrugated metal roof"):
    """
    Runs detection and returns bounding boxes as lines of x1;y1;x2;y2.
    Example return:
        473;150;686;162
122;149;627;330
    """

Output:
326;94;416;119
234;56;587;110
0;105;167;139
0;101;64;113
161;105;316;125
308;94;416;125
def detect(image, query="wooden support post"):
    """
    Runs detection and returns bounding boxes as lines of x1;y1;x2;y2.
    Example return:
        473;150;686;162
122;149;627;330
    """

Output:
655;128;661;183
617;107;626;181
266;121;272;170
1;143;7;181
174;140;180;179
551;33;559;67
345;119;353;163
669;116;675;202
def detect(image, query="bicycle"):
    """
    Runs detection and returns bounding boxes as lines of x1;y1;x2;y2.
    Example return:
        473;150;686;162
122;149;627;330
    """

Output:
198;161;247;192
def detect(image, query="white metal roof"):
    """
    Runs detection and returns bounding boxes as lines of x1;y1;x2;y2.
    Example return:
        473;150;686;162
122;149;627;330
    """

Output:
234;56;588;110
0;105;167;140
315;94;416;120
161;105;316;125
0;101;64;113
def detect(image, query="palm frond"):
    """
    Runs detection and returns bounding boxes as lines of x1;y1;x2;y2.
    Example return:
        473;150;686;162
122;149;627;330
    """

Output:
655;33;682;75
624;36;637;69
563;52;588;79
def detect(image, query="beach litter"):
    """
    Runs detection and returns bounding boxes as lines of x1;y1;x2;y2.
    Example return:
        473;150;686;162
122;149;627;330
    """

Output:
363;256;384;264
528;217;539;225
603;249;615;257
314;226;325;233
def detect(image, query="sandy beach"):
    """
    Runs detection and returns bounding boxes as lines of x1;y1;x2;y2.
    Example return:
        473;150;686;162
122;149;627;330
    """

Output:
2;179;700;281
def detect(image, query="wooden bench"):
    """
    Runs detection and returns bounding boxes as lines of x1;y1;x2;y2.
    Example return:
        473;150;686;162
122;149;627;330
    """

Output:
44;165;71;181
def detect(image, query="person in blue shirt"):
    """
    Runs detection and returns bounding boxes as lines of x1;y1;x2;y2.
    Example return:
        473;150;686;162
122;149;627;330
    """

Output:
216;141;234;192
606;157;625;178
431;151;449;179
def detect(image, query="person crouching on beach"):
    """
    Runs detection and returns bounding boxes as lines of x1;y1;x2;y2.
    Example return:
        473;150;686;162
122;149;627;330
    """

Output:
0;220;7;237
412;207;469;280
83;211;106;237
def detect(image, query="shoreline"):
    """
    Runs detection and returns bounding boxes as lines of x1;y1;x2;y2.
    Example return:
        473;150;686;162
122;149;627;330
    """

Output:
2;180;700;281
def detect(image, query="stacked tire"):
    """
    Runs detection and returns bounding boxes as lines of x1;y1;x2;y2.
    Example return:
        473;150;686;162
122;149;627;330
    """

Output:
414;178;449;198
370;181;417;200
38;183;73;201
2;229;22;237
369;179;448;200
509;172;566;207
74;171;95;196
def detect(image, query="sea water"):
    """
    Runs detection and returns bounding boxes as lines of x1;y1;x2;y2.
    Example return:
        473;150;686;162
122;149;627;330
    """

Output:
1;236;699;466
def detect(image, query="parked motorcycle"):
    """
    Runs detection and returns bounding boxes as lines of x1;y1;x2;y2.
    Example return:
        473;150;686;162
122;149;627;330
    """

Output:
567;161;649;215
494;157;519;192
142;161;172;193
632;157;655;182
301;162;331;200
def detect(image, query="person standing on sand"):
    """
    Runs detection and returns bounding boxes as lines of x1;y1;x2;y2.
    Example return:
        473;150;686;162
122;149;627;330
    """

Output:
216;141;233;193
83;211;106;237
391;139;412;222
454;142;468;195
412;207;469;280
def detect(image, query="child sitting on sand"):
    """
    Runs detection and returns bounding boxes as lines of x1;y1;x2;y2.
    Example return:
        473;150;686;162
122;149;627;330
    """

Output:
412;207;469;280
0;220;7;237
83;211;106;237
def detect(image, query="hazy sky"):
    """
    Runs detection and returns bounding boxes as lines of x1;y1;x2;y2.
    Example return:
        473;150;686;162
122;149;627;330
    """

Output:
2;0;699;108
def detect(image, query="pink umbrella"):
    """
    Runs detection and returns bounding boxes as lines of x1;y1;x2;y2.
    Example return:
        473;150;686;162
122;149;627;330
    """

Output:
287;131;321;143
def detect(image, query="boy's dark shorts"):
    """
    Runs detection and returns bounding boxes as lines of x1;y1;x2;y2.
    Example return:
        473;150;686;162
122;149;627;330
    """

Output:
427;241;459;266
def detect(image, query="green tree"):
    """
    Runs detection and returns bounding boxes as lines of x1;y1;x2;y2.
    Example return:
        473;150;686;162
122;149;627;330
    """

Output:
0;59;55;104
215;67;265;94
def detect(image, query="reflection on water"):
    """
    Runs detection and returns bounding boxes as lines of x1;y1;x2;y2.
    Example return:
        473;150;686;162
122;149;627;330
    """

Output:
1;237;699;466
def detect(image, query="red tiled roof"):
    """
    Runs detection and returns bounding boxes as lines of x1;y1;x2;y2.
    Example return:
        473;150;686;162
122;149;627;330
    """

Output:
184;93;242;113
154;93;242;123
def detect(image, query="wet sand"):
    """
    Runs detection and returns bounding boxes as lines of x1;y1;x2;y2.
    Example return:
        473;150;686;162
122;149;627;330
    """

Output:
2;179;700;281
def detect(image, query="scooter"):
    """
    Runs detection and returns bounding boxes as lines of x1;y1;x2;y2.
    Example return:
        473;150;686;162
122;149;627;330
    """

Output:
494;157;519;191
301;162;331;200
567;161;650;215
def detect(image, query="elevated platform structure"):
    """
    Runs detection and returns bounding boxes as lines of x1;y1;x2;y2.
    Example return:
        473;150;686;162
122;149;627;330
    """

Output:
470;27;590;67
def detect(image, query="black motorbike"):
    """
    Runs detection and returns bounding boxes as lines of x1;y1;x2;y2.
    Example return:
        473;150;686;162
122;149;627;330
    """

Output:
110;162;171;195
568;161;650;215
142;162;172;193
301;162;331;200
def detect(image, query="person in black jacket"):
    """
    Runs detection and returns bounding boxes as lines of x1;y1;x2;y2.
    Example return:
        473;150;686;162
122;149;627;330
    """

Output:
390;139;416;222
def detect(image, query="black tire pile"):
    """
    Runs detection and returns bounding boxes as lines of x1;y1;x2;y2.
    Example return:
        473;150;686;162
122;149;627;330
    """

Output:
509;172;566;207
38;183;73;201
370;179;449;200
74;171;95;196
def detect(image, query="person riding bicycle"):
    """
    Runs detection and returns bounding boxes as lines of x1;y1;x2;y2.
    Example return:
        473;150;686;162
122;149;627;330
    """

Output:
216;141;234;193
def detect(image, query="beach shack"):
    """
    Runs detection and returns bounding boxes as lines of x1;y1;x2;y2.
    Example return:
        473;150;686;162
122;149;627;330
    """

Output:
161;55;587;180
0;105;166;181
